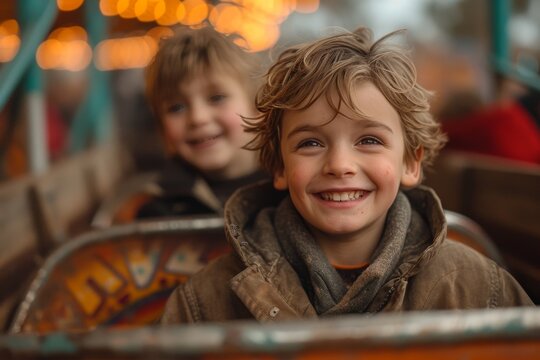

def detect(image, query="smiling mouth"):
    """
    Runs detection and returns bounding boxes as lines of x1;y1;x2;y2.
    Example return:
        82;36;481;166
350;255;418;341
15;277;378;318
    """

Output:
187;134;222;146
318;191;368;202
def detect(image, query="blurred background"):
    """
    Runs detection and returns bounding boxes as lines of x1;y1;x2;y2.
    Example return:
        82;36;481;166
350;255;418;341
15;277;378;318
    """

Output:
1;0;539;177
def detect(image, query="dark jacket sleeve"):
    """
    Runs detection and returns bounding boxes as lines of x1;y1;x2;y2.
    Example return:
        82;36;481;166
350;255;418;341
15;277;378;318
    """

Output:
160;283;200;324
497;266;534;307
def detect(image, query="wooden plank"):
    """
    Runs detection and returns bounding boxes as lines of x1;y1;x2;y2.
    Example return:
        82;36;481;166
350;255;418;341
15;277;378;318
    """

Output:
465;166;540;240
0;176;41;329
424;152;469;212
462;163;540;303
0;177;39;268
32;151;96;249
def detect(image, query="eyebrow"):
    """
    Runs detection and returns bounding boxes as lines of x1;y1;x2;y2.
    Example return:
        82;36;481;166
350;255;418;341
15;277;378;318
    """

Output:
286;119;394;140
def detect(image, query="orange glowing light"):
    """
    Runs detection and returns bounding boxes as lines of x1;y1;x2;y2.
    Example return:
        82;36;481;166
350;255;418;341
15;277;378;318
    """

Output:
63;40;93;71
155;0;179;26
239;20;279;52
50;26;88;42
36;26;92;71
210;4;243;34
36;39;63;69
99;0;119;16
134;0;149;17
136;0;163;22
0;34;20;62
1;19;19;35
57;0;84;12
118;0;138;19
95;35;159;71
181;0;209;26
176;2;186;22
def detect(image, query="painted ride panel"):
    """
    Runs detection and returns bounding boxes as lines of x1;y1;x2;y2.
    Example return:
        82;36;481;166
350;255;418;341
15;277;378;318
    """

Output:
9;216;229;333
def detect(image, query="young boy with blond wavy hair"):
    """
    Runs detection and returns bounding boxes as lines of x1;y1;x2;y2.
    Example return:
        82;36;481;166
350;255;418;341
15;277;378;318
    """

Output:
140;27;267;218
161;27;532;324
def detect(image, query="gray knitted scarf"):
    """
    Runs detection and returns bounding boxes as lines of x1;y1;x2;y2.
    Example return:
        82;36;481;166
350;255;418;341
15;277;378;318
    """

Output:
274;192;429;315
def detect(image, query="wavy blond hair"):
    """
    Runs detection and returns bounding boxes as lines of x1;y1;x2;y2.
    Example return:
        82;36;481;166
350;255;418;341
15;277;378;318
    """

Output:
244;27;447;176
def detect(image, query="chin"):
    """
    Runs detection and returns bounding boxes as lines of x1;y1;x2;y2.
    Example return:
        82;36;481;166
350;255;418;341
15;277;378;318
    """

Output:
313;221;362;236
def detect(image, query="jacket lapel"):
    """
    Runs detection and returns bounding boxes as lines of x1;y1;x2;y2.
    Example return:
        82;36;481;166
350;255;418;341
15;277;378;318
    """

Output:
230;265;317;322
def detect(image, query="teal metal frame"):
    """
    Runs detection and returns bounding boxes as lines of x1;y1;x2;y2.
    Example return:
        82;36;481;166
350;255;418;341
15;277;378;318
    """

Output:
69;1;113;152
0;1;56;111
491;0;540;91
0;1;113;173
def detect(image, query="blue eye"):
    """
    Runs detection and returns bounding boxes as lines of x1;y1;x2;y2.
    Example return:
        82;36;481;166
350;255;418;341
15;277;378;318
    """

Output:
209;94;227;103
166;103;185;114
359;136;382;145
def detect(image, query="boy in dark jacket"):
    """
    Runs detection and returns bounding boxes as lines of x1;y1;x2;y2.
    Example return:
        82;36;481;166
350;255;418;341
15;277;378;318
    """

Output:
140;27;267;219
161;27;533;324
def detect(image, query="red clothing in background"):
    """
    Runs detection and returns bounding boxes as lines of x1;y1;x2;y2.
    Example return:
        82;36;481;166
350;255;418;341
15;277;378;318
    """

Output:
442;102;540;165
46;103;67;160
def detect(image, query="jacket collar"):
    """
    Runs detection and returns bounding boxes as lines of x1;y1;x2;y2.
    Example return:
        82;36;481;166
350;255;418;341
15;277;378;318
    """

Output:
224;181;447;319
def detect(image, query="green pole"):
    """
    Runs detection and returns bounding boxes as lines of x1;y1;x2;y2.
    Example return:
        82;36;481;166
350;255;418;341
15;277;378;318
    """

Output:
490;0;510;74
18;0;50;174
69;1;112;151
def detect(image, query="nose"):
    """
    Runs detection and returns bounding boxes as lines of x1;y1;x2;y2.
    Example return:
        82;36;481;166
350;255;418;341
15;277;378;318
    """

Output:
187;100;211;127
322;146;357;177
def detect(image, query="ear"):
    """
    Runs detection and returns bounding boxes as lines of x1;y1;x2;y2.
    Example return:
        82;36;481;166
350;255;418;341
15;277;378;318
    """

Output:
273;169;288;190
401;146;424;188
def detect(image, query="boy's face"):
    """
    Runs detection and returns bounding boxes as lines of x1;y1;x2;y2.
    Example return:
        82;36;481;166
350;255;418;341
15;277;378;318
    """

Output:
161;71;257;179
274;82;421;244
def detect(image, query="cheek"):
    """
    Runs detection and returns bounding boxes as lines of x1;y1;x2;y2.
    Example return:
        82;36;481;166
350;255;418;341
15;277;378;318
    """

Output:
163;119;185;140
287;165;312;193
220;98;252;131
220;112;246;136
372;161;402;188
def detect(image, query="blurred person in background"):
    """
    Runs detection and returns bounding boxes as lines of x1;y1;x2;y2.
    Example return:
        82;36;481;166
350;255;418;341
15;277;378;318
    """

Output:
438;71;540;165
140;27;268;219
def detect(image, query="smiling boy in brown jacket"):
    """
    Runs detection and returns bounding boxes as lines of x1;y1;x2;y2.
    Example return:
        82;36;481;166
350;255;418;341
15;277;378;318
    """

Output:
160;27;533;324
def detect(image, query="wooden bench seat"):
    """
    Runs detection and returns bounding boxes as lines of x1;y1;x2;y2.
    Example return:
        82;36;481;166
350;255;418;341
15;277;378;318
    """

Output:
425;151;540;303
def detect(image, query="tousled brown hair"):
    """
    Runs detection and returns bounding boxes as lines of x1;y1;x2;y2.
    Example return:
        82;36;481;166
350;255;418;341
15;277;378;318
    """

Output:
145;27;258;130
244;27;447;176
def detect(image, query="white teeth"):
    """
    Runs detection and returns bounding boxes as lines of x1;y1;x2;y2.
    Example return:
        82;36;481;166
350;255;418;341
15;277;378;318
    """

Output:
320;191;365;202
189;134;220;144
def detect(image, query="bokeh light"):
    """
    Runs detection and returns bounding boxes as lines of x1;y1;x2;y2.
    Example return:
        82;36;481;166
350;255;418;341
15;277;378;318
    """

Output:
100;0;119;16
65;0;323;69
94;0;321;53
0;20;21;63
155;0;181;26
118;0;138;19
180;0;209;26
36;26;92;71
57;0;84;12
95;35;158;70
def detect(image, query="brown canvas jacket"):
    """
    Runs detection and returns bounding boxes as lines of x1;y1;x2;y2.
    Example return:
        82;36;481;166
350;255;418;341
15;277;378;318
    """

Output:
161;182;533;324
